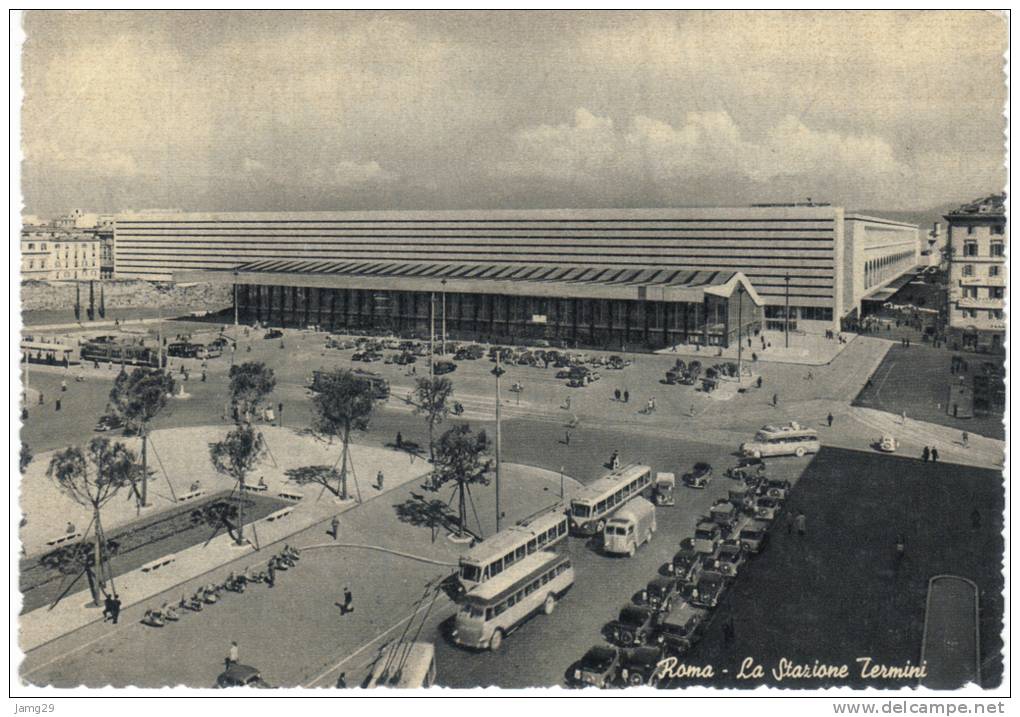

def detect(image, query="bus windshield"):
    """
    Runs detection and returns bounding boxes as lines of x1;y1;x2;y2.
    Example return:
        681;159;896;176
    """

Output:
459;564;482;583
571;502;591;518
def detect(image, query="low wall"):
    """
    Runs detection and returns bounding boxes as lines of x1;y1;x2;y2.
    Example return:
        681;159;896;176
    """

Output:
20;280;231;313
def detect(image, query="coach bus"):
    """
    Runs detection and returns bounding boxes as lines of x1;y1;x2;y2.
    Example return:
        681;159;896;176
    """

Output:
452;551;574;651
457;507;569;591
568;464;653;536
740;422;820;458
309;368;390;400
366;642;437;689
80;339;159;368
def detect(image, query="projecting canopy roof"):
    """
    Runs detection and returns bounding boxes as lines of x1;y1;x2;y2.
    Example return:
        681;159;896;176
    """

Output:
176;260;763;305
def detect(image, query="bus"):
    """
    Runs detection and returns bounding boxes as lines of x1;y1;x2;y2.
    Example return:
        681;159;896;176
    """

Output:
166;342;203;359
568;464;653;536
309;368;390;400
21;340;76;367
366;642;437;689
740;422;820;458
457;507;569;591
80;340;159;368
452;551;574;651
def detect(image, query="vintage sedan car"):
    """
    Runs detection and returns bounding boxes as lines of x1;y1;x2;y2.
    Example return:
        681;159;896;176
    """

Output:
738;518;770;554
682;462;713;489
643;575;681;612
572;646;620;688
433;360;457;375
94;414;124;432
657;600;707;656
361;352;383;363
215;664;271;689
610;604;660;646
692;521;722;554
710;499;737;531
713;540;746;578
683;569;727;609
394;352;417;365
670;540;705;583
606;355;630;370
754;497;782;521
618;646;664;687
263;329;283;340
760;478;792;500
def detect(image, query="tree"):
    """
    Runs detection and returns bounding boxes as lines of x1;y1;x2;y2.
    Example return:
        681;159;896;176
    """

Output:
228;361;277;422
108;367;175;507
209;423;266;545
47;438;139;605
312;369;377;500
414;376;454;465
20;442;32;474
433;424;492;538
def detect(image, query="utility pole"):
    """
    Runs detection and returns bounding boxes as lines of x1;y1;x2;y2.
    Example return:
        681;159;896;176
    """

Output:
492;354;505;533
232;272;239;366
784;274;791;349
429;292;435;376
736;284;743;383
441;279;447;356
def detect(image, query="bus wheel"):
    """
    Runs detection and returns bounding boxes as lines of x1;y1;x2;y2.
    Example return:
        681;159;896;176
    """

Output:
488;629;504;651
543;594;557;615
795;447;805;457
629;672;645;686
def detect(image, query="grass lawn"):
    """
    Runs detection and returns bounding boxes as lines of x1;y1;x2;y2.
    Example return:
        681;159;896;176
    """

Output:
675;447;1004;689
853;344;1004;440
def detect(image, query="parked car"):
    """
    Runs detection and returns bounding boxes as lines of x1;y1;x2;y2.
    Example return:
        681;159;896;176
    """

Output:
657;601;707;656
754;496;782;521
573;646;620;688
709;499;737;531
738;518;770;554
654;472;676;507
610;604;660;646
682;462;713;489
618;646;664;687
215;664;271;689
643;575;680;612
692;521;722;555
263;329;283;340
712;540;746;578
94;414;123;432
726;456;766;480
361;352;383;363
760;478;791;500
606;355;630;370
434;360;457;375
683;569;726;609
877;434;899;453
394;352;417;365
670;540;705;583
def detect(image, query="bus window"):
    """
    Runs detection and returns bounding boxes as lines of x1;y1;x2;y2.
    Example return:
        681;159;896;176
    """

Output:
527;538;537;552
572;503;591;518
596;499;607;514
485;607;494;620
515;545;526;561
490;560;504;578
461;565;482;583
558;523;567;537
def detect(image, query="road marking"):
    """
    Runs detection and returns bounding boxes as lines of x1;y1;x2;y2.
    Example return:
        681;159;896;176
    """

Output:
303;597;450;688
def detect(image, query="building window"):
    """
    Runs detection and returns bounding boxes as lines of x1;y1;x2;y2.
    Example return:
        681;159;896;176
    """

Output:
963;287;977;298
962;264;974;277
989;265;1001;277
990;241;1004;257
992;309;1003;320
967;225;976;235
40;243;46;250
963;241;978;257
991;287;1004;299
991;225;1005;235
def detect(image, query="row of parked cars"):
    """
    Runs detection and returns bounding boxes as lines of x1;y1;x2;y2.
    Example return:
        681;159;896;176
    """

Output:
571;456;791;688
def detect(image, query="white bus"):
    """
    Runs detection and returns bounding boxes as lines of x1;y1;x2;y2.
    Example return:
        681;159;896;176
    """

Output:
366;642;437;688
603;497;657;557
740;422;820;458
568;464;653;536
457;507;569;590
452;551;574;651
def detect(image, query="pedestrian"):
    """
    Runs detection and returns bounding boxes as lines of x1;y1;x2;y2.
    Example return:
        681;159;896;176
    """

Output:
564;430;570;445
103;593;115;622
794;511;807;536
38;392;44;406
806;370;814;381
336;672;348;689
267;560;276;587
689;404;695;418
226;641;239;669
396;431;403;449
623;390;629;403
751;352;757;363
772;393;778;407
827;413;833;427
201;370;207;382
900;410;907;425
377;470;385;490
55;398;61;411
342;587;354;614
756;376;763;389
110;593;121;624
922;446;930;462
962;431;969;449
330;514;340;540
61;378;67;392
614;388;621;402
278;402;284;427
931;447;939;463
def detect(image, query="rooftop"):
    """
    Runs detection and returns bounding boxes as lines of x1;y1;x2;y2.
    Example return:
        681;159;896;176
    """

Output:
946;194;1006;218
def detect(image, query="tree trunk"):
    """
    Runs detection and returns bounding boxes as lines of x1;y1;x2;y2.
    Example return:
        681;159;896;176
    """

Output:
428;418;435;464
92;508;106;605
236;470;245;545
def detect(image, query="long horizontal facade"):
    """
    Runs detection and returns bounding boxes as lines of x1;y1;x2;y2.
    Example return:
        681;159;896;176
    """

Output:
115;206;919;338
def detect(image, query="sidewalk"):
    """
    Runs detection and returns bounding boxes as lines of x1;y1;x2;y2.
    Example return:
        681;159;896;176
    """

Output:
655;331;857;366
18;426;433;652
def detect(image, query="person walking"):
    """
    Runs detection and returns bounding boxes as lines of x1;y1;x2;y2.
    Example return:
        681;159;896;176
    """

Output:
396;431;403;449
110;594;121;624
962;431;969;449
335;672;348;688
226;641;239;669
55;398;62;412
614;388;621;402
689;404;695;418
564;430;570;446
827;413;833;428
900;410;907;425
267;559;276;588
330;514;340;540
61;378;67;392
623;390;629;403
342;587;354;615
772;393;778;408
756;375;763;389
922;446;930;462
376;470;385;490
794;511;807;537
103;593;115;622
931;447;939;463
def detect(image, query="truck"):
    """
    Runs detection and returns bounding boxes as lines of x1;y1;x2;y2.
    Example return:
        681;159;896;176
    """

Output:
603;497;656;557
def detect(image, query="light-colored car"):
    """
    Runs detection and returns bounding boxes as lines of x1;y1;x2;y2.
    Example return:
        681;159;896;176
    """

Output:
877;435;899;453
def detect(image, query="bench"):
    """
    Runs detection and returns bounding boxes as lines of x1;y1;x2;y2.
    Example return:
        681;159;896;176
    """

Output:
177;490;204;503
278;491;303;502
141;554;177;573
264;507;294;523
46;532;82;547
242;483;269;493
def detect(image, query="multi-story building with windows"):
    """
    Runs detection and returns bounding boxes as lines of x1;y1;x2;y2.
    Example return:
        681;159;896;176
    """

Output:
945;194;1006;353
112;204;917;349
20;224;101;281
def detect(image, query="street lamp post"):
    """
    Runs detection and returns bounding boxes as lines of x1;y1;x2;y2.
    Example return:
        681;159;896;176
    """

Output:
784;274;791;349
492;355;505;533
429;292;435;376
736;284;744;383
441;279;447;356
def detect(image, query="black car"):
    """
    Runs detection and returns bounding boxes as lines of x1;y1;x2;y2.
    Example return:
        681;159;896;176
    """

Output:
263;329;283;340
618;646;664;686
434;360;457;375
682;462;713;489
394;352;417;365
215;664;271;688
610;604;660;646
644;575;680;612
94;414;124;432
683;570;726;609
657;601;706;656
573;646;620;688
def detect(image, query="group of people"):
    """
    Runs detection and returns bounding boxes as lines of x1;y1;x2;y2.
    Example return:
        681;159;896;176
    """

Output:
140;545;302;628
920;446;941;463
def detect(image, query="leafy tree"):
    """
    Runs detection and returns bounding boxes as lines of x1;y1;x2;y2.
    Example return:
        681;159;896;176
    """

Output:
47;438;139;605
209;423;266;545
108;367;175;507
312;369;377;500
228;361;276;423
20;442;32;474
433;424;492;538
414;376;454;465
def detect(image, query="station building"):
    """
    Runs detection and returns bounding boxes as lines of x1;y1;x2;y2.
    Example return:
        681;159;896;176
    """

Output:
113;205;919;350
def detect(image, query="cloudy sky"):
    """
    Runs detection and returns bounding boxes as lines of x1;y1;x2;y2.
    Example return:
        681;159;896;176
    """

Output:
19;10;1007;215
